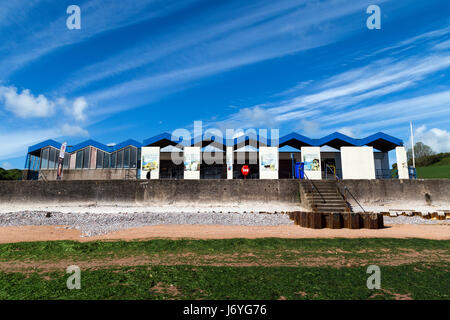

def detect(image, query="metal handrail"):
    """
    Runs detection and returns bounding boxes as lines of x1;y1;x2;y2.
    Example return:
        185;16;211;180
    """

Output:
38;170;48;182
324;164;366;213
303;172;326;204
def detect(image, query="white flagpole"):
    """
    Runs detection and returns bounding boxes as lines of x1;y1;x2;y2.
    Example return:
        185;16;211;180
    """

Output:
410;121;415;168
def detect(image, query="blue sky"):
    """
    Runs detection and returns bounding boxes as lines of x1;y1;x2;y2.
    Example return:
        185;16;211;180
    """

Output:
0;0;449;169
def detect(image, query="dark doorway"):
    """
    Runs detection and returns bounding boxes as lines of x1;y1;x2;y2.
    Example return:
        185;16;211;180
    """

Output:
159;160;184;179
200;164;225;179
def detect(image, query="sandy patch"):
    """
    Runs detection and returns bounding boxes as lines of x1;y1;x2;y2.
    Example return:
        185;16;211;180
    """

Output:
0;248;447;273
0;224;448;243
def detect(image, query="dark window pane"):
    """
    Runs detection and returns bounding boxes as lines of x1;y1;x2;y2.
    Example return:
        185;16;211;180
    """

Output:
137;148;141;169
49;148;56;169
83;148;90;169
111;152;116;168
130;148;137;168
55;150;60;169
123;148;130;168
63;154;70;169
96;150;103;168
117;150;123;168
41;148;49;169
103;153;110;169
76;151;83;169
36;155;41;170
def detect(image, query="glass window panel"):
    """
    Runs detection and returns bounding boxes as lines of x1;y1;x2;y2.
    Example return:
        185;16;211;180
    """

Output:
123;148;130;169
111;152;116;168
49;148;56;169
55;151;60;169
117;150;123;168
96;150;103;169
36;156;40;171
137;148;141;169
63;154;70;169
130;148;137;168
103;153;110;169
41;148;49;169
83;148;90;169
76;151;83;169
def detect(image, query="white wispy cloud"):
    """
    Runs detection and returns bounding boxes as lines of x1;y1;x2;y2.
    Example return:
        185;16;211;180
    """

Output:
0;0;197;76
409;125;450;153
0;0;44;28
0;128;60;159
270;53;450;117
0;162;12;170
204;26;450;137
0;124;90;160
58;0;309;94
71;0;382;119
71;97;88;122
0;85;89;121
0;86;55;118
61;124;89;137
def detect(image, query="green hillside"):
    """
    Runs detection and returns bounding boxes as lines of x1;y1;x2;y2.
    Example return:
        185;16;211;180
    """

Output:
417;165;450;179
415;153;450;179
0;168;22;180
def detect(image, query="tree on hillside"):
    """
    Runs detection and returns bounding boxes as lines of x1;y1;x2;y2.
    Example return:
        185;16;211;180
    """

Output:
0;168;22;180
407;142;434;161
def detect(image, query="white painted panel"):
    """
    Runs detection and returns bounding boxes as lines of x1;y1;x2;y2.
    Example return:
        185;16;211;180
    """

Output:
141;147;160;179
395;146;409;179
226;146;233;179
259;147;279;179
341;147;376;179
301;147;322;180
184;147;201;180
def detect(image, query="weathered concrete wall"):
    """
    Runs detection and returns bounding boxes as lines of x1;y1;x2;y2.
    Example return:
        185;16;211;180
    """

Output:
342;179;450;206
1;179;448;207
0;180;301;205
40;169;137;181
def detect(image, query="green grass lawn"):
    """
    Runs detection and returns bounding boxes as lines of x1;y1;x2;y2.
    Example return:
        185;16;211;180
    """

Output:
417;165;450;179
0;238;448;300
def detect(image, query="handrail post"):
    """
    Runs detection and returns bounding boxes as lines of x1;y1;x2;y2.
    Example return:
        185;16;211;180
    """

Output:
325;164;365;213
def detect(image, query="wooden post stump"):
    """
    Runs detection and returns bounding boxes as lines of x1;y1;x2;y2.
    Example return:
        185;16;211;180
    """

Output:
308;212;323;229
330;212;343;229
288;212;294;221
361;214;370;228
294;211;300;225
365;213;378;229
300;212;307;227
348;212;361;229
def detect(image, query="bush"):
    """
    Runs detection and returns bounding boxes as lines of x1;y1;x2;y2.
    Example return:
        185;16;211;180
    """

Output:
408;153;450;167
0;168;22;180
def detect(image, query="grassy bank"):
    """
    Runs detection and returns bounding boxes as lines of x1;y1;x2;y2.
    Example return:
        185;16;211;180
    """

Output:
0;238;448;300
417;165;450;179
1;264;448;300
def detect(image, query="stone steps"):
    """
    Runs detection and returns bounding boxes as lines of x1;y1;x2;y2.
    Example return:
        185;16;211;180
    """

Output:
300;180;351;213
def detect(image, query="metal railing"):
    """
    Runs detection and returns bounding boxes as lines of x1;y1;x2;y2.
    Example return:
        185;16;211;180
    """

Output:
325;164;365;213
375;169;392;179
302;172;326;213
38;170;48;182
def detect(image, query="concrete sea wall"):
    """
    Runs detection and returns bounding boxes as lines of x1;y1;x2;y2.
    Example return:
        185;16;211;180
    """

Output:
0;179;449;207
342;179;450;206
0;180;301;205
